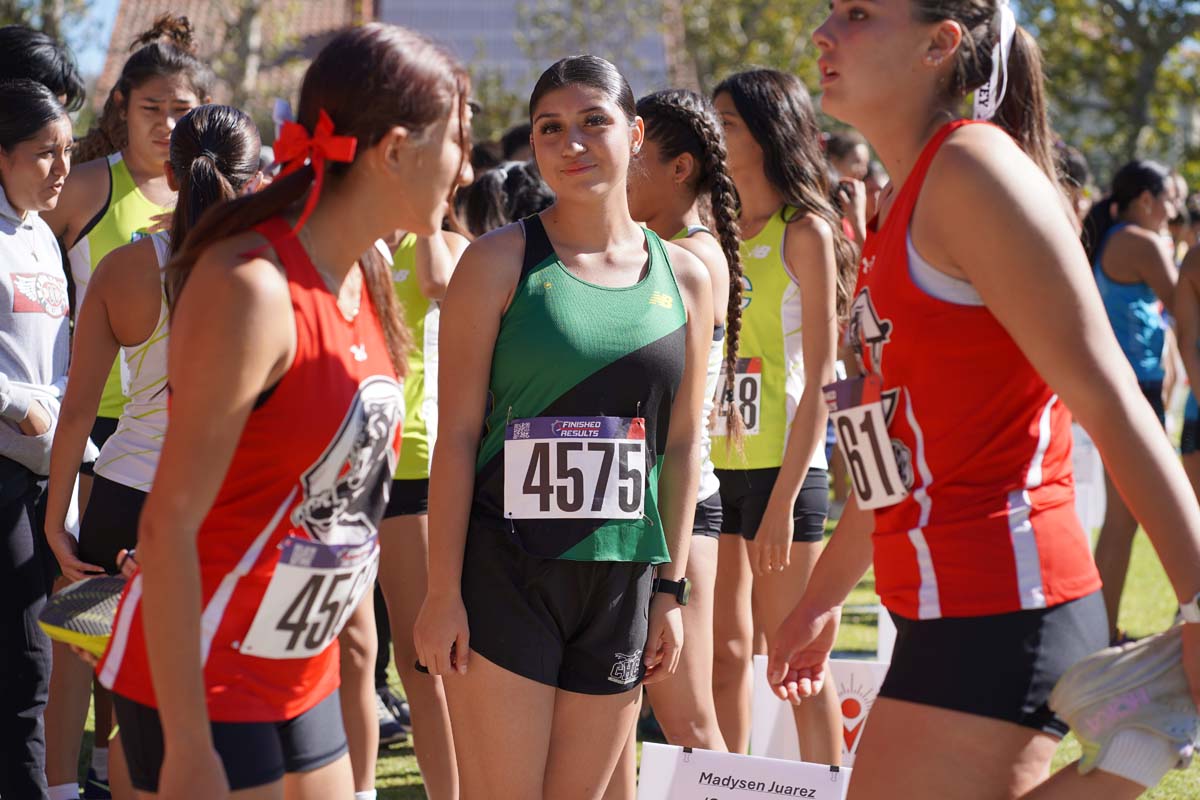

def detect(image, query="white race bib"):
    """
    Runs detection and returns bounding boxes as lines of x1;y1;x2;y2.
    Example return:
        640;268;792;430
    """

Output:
824;376;908;510
714;357;762;436
240;536;378;659
504;416;646;520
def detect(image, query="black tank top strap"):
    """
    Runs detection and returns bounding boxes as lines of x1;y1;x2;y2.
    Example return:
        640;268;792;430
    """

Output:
520;214;555;280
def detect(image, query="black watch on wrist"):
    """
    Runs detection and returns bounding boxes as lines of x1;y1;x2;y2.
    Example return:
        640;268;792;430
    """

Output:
652;577;690;606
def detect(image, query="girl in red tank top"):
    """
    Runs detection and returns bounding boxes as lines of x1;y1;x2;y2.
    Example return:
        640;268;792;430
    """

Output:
767;3;1200;799
95;25;473;800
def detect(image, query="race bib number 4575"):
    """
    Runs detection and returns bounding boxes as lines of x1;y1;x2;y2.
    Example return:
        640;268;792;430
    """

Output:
239;536;378;660
505;416;646;520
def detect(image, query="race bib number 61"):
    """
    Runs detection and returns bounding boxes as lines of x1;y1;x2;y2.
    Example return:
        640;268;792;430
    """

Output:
505;416;646;520
240;536;378;660
823;375;908;510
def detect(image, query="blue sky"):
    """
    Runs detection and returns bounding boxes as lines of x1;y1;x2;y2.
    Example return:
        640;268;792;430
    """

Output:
72;0;118;79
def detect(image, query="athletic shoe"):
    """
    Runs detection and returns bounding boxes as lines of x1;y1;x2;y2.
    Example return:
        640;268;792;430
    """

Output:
1049;625;1200;776
38;576;125;657
378;687;412;734
376;691;408;745
82;768;112;799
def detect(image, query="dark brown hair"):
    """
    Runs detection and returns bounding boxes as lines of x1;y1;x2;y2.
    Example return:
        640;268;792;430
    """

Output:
167;105;260;257
74;14;214;163
913;2;1056;180
166;23;470;377
529;55;636;124
637;88;746;445
713;69;857;318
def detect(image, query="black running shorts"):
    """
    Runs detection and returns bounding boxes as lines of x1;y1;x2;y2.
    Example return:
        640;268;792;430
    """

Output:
77;475;145;575
879;591;1108;737
692;491;722;538
383;478;429;518
114;688;348;792
78;417;118;477
1139;380;1166;426
713;467;829;542
1182;418;1199;456
461;522;653;695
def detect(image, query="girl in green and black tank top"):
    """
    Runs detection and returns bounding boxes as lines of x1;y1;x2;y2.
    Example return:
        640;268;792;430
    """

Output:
414;56;714;798
708;69;858;761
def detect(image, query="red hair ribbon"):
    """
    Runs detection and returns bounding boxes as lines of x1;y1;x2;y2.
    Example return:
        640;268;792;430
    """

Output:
272;109;357;233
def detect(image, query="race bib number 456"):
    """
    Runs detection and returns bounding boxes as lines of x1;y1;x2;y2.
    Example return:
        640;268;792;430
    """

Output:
240;536;378;660
823;376;908;511
505;416;646;520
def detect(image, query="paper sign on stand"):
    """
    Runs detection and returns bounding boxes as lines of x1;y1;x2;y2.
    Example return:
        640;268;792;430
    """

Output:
637;742;849;800
750;656;888;767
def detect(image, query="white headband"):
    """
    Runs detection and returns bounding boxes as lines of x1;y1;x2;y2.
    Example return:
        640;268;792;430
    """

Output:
972;0;1018;121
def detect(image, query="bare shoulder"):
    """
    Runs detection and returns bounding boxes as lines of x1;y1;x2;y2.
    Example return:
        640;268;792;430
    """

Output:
455;221;525;283
930;124;1049;197
440;228;471;260
671;230;726;273
1106;223;1172;265
783;211;836;279
90;237;160;296
49;155;112;235
179;231;291;319
663;239;712;303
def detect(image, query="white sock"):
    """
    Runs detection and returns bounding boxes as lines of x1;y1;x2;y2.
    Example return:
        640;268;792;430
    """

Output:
354;791;377;800
91;745;109;781
48;784;80;800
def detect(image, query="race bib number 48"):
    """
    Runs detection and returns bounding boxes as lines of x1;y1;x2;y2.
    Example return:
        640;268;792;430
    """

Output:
505;416;646;520
240;536;378;660
714;357;763;436
823;376;908;510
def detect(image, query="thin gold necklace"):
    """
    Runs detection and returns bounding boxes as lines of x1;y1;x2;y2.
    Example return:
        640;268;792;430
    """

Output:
298;226;362;322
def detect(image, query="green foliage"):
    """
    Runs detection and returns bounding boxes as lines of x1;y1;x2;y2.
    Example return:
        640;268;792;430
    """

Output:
1020;1;1200;185
677;0;827;92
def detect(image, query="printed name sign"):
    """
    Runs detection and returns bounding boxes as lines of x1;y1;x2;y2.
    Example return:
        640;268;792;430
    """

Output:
637;743;848;800
750;656;889;767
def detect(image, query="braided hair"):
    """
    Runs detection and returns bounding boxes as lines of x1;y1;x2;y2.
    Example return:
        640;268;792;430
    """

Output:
74;14;213;163
637;89;746;447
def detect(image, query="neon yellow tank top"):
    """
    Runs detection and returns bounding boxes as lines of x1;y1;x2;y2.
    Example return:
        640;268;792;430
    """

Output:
68;153;171;419
712;207;827;472
391;234;439;480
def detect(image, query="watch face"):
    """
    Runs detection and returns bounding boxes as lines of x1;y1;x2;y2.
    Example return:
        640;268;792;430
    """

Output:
679;578;691;605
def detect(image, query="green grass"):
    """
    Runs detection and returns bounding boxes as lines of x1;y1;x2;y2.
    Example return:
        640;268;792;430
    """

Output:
80;531;1197;797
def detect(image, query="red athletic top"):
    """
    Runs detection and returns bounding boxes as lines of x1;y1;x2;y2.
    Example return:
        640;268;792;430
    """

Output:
849;120;1100;619
98;218;404;722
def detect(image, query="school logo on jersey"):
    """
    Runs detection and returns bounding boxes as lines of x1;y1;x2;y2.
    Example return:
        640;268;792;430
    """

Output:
290;375;404;545
893;437;914;490
848;288;892;373
11;273;68;318
739;274;752;310
607;650;643;685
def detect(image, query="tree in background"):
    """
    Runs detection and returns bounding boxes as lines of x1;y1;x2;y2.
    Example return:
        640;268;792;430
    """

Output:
1021;1;1200;184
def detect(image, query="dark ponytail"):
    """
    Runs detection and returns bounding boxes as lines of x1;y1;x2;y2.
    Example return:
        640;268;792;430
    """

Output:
166;105;260;259
714;69;857;318
912;2;1056;181
74;14;213;163
636;88;747;447
1080;159;1171;263
167;23;470;378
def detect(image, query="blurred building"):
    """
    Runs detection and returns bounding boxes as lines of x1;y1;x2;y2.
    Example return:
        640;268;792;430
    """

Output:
377;0;670;97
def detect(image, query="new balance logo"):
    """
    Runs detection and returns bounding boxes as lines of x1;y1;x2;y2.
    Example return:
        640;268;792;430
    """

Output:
649;292;674;309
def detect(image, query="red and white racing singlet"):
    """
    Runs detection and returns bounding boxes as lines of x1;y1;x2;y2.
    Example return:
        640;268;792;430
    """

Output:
98;217;404;722
847;120;1100;620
